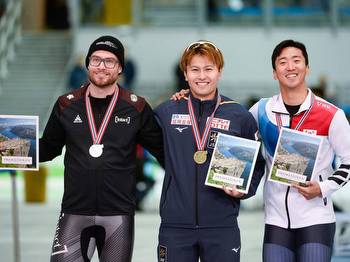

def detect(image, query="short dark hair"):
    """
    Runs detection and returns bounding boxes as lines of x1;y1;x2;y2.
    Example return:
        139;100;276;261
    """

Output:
271;40;309;70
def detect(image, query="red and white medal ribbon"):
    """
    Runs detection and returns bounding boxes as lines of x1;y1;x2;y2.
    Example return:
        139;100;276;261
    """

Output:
85;85;119;157
188;95;221;152
275;93;315;131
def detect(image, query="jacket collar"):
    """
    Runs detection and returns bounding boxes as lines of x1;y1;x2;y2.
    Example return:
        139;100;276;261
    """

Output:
187;91;219;106
271;88;313;115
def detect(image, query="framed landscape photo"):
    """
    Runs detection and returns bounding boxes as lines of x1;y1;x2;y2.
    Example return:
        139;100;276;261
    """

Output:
0;115;39;170
268;127;322;186
205;133;261;194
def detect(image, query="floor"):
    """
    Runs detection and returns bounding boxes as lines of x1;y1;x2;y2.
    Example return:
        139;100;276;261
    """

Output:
0;171;349;262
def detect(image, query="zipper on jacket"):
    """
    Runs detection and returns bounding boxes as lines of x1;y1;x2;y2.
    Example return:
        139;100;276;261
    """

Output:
195;163;199;226
91;100;106;215
90;101;98;215
285;186;291;229
319;175;327;206
95;177;99;215
195;101;204;226
285;114;293;229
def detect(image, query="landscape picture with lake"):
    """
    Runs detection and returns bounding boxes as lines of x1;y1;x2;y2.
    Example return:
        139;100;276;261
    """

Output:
206;133;260;194
0;115;38;170
270;127;322;186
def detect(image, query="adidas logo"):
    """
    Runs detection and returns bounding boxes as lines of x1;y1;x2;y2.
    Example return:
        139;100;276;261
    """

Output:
73;114;82;123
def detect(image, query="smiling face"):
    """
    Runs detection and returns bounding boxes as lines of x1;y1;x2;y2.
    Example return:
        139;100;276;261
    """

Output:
88;50;122;89
273;47;309;92
184;54;222;101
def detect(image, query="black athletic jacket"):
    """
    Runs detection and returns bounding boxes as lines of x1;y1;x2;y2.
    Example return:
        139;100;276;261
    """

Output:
40;84;163;216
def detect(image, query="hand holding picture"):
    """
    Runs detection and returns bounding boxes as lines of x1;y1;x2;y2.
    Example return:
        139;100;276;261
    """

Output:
291;181;322;200
222;185;245;198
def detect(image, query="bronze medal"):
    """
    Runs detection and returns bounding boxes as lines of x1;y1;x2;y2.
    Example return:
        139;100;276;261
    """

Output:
194;150;207;164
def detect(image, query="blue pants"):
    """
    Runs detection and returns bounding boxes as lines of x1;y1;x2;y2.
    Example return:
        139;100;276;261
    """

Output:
263;223;335;262
158;225;241;262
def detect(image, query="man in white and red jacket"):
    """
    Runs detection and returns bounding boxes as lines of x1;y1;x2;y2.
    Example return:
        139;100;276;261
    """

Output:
250;39;350;262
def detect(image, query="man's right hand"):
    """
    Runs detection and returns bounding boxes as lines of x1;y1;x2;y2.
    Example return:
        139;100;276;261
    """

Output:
171;89;189;101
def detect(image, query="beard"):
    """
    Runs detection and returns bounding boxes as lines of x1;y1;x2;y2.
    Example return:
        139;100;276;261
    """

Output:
88;71;118;88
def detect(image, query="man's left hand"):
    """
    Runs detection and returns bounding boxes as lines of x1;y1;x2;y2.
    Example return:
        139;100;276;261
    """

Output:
223;185;245;198
291;181;322;200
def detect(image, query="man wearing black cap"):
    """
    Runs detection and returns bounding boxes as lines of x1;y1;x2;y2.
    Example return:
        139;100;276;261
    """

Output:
40;35;164;262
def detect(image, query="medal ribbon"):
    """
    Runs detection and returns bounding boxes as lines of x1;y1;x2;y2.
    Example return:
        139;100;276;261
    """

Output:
85;85;119;145
275;93;315;131
188;95;221;151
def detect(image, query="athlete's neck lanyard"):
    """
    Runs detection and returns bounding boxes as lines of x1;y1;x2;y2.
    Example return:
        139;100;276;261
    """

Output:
85;85;119;157
275;94;315;131
188;94;221;164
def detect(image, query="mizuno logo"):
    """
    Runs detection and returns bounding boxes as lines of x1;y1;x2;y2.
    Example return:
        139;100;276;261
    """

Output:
175;127;188;133
73;114;82;123
232;246;240;253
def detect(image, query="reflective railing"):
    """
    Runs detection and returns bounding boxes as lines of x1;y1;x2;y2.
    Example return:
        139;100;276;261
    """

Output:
77;0;350;30
216;0;350;29
0;0;22;79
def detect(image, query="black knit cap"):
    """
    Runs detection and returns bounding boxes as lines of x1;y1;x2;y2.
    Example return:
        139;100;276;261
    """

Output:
85;35;124;70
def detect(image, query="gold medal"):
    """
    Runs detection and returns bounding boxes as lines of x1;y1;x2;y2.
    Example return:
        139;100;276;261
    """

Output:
194;150;207;164
188;95;221;165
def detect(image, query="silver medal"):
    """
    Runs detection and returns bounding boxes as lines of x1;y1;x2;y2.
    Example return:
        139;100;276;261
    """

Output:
89;144;104;158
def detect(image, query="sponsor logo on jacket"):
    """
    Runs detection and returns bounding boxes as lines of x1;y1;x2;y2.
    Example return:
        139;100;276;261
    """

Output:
171;114;191;125
210;118;230;130
115;116;131;124
171;114;230;131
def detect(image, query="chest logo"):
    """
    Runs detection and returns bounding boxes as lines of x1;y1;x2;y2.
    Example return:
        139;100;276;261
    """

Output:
209;117;230;130
115;116;131;124
171;114;191;126
73;114;82;123
207;130;219;149
303;129;317;135
175;127;188;133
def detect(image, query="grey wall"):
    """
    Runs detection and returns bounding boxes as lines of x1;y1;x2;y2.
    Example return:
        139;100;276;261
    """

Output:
75;27;350;104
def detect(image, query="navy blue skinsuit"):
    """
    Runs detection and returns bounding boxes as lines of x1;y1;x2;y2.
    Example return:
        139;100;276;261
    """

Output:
154;93;265;262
